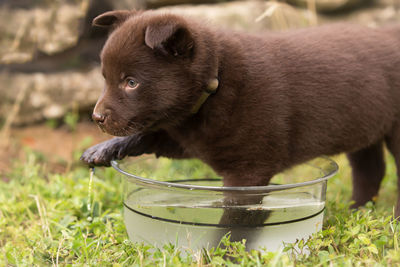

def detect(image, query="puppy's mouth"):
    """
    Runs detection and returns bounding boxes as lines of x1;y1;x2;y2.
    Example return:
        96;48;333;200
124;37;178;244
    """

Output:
97;117;154;137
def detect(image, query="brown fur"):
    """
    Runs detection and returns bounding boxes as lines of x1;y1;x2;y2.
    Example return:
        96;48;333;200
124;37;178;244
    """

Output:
81;10;400;218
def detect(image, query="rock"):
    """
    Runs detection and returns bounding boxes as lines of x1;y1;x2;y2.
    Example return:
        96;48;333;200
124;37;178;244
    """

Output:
285;0;373;13
159;1;317;32
319;0;400;27
0;1;87;64
0;68;103;125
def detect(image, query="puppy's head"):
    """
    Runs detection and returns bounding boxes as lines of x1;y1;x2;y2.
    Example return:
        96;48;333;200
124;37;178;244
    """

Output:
91;10;217;136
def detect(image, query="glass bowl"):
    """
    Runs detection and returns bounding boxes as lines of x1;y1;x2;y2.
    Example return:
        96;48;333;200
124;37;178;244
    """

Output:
112;156;338;251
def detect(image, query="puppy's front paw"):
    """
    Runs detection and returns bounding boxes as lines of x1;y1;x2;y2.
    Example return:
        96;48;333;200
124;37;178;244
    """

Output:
80;139;128;167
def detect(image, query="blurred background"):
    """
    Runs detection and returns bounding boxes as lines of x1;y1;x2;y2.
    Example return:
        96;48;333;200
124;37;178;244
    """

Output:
0;0;399;175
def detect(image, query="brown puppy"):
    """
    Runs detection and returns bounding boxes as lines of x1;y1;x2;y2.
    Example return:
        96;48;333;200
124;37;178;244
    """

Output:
81;10;400;218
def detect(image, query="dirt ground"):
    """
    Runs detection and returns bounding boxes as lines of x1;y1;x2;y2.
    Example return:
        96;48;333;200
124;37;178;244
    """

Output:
0;122;110;175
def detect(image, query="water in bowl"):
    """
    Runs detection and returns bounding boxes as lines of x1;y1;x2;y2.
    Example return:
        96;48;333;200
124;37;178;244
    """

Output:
115;157;337;251
123;205;323;251
124;180;326;251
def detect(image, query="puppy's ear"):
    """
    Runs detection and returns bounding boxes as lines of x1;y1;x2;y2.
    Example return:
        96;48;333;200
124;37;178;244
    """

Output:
92;10;133;28
145;22;194;58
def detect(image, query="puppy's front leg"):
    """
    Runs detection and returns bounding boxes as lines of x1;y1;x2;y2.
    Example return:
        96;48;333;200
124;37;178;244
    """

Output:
80;134;153;167
81;130;189;167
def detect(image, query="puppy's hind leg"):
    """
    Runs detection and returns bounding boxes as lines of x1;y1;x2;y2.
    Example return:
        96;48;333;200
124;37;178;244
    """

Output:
347;141;385;209
385;123;400;218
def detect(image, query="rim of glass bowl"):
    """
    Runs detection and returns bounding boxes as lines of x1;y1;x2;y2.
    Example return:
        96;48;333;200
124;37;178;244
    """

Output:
111;157;338;193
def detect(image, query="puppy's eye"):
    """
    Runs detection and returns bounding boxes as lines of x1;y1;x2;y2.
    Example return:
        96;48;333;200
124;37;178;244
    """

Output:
125;78;139;90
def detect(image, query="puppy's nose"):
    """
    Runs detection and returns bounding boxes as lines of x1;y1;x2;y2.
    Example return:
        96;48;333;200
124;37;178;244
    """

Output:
92;113;105;124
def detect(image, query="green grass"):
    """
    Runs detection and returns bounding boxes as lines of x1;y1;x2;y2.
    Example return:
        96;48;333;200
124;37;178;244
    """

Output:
1;149;400;266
